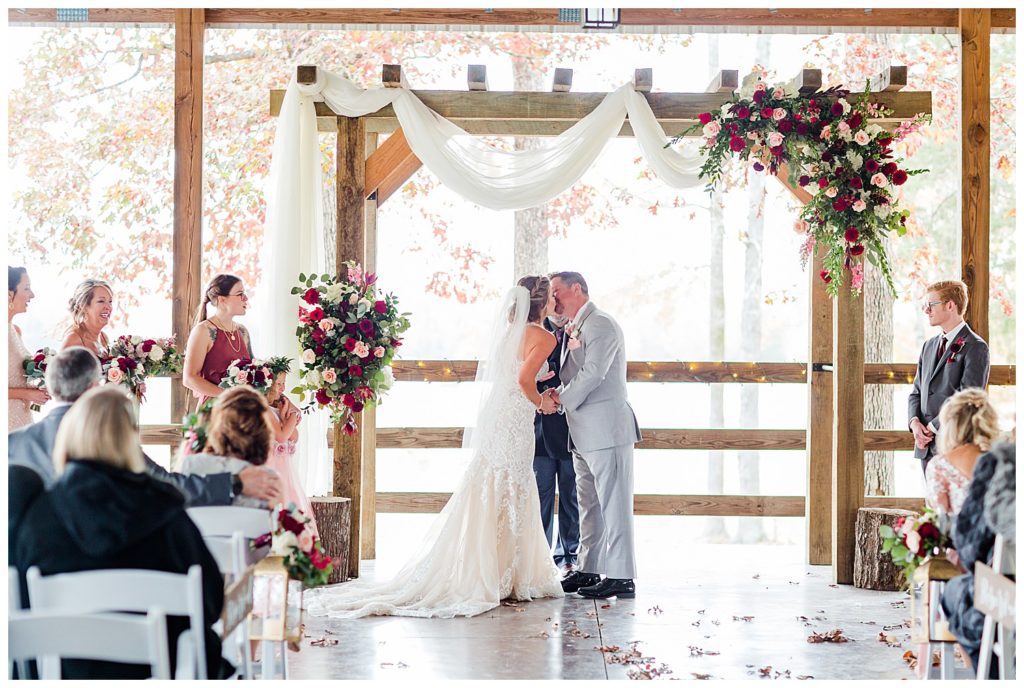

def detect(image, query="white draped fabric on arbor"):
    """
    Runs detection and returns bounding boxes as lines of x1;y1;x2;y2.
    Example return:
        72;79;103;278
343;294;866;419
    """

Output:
257;68;705;495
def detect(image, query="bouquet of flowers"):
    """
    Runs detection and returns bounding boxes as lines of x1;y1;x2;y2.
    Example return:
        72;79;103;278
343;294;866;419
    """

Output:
103;335;184;401
181;398;216;455
676;77;929;296
292;261;410;435
253;504;332;588
879;507;953;586
218;357;276;394
22;347;56;411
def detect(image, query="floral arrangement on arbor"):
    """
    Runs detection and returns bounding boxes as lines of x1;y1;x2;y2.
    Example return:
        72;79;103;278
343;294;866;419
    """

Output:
677;79;929;295
878;508;952;586
292;262;410;436
253;504;333;588
103;335;183;401
22;347;57;411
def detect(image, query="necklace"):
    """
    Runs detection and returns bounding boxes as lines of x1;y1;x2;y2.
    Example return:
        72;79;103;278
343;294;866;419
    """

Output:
211;317;242;353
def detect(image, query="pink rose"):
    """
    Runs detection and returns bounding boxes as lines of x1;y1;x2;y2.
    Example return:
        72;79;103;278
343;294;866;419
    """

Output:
236;371;248;384
701;120;722;138
353;341;370;359
905;530;922;555
772;87;785;99
754;81;767;92
322;368;337;384
107;367;124;383
793;219;809;234
319;319;334;332
373;346;385;358
824;187;838;198
819;125;831;141
854;130;870;146
298;529;314;552
766;131;784;147
852;200;867;213
871;172;887;187
772;107;787;121
837;121;850;135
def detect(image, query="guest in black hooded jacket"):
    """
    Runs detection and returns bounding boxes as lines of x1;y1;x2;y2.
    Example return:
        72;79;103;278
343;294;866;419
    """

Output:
8;385;232;679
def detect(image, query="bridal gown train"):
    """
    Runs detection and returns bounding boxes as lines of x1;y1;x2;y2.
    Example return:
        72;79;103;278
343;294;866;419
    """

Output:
306;361;564;619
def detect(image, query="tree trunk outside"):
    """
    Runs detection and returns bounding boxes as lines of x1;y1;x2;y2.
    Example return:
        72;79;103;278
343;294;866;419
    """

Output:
864;235;895;495
512;57;550;279
322;181;337;271
736;35;770;544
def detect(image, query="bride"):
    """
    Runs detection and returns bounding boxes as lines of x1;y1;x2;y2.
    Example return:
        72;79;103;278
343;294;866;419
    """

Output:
306;276;565;618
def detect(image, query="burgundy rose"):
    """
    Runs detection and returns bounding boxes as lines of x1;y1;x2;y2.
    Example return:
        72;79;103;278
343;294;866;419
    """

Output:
727;122;739;134
349;364;363;378
342;393;355;408
821;152;834;163
141;340;154;353
795;122;809;136
798;175;810;187
847;112;863;128
345;323;358;335
729;136;745;153
778;119;793;133
344;338;357;352
358;319;375;336
849;244;865;256
753;162;764;172
314;344;325;355
308;306;324;322
736;106;751;120
865;159;880;173
850;177;863;189
303;288;320;305
311;328;325;343
698;112;713;125
818;178;829;189
761;107;774;119
882;161;898;177
390;339;402;348
832;198;849;212
753;90;766;104
121;357;137;370
830;102;844;117
280;511;304;536
351;401;364;413
770;146;784;157
820;270;832;284
374;300;387;314
315;388;331;405
891;169;908;185
844;226;860;243
252;370;265;385
33;353;45;363
877;136;893;148
918;522;941;542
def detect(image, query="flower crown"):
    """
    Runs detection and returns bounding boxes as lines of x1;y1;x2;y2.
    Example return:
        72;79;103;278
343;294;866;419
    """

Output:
266;356;292;376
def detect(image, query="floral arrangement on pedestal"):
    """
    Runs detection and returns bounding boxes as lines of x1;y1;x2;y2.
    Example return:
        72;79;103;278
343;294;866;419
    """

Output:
253;504;333;588
292;262;410;436
22;347;57;411
103;335;183;401
878;508;952;586
181;398;216;455
676;79;929;296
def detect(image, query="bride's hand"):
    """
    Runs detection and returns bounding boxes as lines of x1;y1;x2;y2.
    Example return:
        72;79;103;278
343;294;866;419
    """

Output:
538;371;556;382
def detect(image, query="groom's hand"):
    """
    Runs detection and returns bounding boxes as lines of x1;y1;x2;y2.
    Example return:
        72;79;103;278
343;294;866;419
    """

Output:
548;389;561;406
538;389;558;415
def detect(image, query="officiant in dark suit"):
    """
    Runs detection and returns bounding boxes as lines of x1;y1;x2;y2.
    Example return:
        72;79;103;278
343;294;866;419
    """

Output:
533;314;579;573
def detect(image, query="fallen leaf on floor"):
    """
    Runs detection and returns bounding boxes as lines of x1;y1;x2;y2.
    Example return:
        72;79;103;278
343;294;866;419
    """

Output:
733;615;755;622
601;604;612;609
310;637;339;647
797;615;813;626
688;646;720;657
828;584;839;588
585;611;597;618
536;631;550;639
697;608;706;615
859;620;876;625
902;650;918;669
379;661;409;669
796;676;814;680
752;574;761;580
878;632;901;647
596;645;621;653
758;665;773;676
789;581;801;585
691;672;713;680
648;605;664;616
807;629;850;644
691;620;701;627
883;623;905;631
890;600;907;608
711;619;721;626
628;664;672;680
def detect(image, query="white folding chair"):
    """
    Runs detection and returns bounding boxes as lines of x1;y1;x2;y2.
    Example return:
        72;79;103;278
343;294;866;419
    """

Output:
976;536;1016;680
8;608;171;679
9;567;32;680
187;506;273;540
204;532;254;679
26;565;207;679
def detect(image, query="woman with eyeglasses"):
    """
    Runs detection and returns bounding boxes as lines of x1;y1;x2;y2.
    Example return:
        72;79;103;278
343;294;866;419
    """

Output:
183;274;253;408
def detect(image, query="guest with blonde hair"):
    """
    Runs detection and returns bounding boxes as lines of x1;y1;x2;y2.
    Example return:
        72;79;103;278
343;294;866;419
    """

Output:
8;385;231;679
924;388;1001;517
61;278;114;357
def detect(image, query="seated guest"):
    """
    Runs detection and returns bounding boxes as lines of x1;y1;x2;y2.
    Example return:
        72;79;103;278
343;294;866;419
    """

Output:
983;431;1015;544
8;346;282;506
940;439;1015;678
924;388;1000;517
9;386;232;679
180;386;275;510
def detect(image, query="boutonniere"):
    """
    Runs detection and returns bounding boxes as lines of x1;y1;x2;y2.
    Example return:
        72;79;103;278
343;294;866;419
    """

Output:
566;323;583;351
947;335;967;363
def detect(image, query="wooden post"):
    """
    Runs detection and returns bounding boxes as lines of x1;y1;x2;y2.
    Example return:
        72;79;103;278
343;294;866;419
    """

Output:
633;68;653;93
704;69;739;94
171;8;204;424
806;252;833;565
467;64;488;91
832;282;865;584
552;67;574;92
960;9;990;341
335;115;366;579
794;68;823;95
360;131;379;561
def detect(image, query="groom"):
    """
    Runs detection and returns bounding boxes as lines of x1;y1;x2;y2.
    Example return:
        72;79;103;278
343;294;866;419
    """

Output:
544;272;641;599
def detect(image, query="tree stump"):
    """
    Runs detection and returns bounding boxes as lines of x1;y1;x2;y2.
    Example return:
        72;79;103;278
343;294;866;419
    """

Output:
310;497;351;584
854;507;919;591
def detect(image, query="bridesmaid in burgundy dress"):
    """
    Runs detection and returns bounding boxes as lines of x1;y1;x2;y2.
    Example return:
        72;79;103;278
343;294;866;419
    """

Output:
183;274;253;409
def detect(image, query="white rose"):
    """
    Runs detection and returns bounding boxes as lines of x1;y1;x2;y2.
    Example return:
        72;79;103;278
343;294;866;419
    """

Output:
854;131;870;146
767;131;784;147
270;530;299;556
720;103;733;119
306;369;321;386
358;299;372;311
839;128;853;142
873;204;892;219
852;200;867;213
148;345;164;362
131;335;142;345
302;348;316;364
348;294;358;305
324;283;344;302
824;187;838;198
871;172;887;187
381;365;395;389
702;121;721;138
865;123;884;139
845;151;863;170
838;98;851;115
905;530;922;556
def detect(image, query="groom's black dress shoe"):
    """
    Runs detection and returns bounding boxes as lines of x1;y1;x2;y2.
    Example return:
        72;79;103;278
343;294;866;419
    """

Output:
578;578;635;599
560;571;601;594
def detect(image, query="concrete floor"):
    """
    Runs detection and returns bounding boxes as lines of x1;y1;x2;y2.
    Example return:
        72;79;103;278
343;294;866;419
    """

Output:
288;518;918;680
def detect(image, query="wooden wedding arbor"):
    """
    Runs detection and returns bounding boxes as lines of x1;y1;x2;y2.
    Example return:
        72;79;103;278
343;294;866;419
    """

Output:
12;7;1013;585
266;58;995;584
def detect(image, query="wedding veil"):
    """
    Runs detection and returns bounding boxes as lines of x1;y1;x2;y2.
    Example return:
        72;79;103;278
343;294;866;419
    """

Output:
462;286;530;453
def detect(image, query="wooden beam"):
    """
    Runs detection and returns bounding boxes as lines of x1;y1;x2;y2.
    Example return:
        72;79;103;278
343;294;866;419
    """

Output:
807;251;834;566
864;363;1015;385
382;64;404;88
334;114;366;579
270;89;932;132
361;130;379;561
171;8;204;426
467;64;488;91
633;68;653;93
363;128;422;205
832;282;865;584
960;9;991;341
864;496;925;512
10;8;1016;30
872;65;908;92
794;68;823;95
705;69;738;94
776;163;815;204
552;67;574;93
296;64;317;85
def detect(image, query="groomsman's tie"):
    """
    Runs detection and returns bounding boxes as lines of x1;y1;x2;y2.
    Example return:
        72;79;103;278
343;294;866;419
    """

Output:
936;337;947;360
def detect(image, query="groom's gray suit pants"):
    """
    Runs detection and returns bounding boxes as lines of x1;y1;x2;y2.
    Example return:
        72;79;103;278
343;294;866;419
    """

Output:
573;442;637;580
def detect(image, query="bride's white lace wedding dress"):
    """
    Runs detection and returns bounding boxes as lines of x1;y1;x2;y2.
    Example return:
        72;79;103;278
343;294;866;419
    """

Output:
306;292;564;619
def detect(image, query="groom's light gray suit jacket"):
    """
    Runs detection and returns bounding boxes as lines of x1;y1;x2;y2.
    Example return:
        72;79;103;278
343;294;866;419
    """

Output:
558;302;641;452
907;322;990;460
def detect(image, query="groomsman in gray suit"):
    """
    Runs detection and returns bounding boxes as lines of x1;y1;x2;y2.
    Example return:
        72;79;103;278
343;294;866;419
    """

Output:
908;279;990;472
545;272;641;599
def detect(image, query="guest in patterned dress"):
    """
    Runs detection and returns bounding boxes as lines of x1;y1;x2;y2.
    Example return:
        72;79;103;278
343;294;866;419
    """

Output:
8;267;49;430
183;274;253;409
264;359;317;533
924;388;1001;518
60;279;114;357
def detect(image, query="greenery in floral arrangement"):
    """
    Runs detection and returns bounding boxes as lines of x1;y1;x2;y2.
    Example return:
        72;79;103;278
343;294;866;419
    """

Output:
878;507;952;587
253;504;333;588
181;398;216;455
673;78;929;296
292;261;411;435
